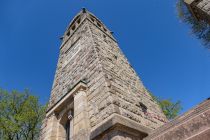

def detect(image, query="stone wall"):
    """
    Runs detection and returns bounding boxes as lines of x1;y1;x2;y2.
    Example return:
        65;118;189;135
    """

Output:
185;0;210;23
144;98;210;140
196;0;210;14
88;19;167;131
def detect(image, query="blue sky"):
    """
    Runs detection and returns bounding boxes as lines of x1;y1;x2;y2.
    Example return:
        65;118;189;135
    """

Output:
0;0;210;114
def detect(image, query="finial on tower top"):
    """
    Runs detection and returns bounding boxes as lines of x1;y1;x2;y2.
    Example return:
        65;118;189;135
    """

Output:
82;7;87;13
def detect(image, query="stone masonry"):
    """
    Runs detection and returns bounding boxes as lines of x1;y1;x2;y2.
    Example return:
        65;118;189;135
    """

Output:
144;98;210;140
184;0;210;23
40;8;167;140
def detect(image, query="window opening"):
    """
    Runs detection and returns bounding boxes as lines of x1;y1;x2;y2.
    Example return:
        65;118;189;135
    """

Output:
97;22;102;27
77;18;81;24
71;25;76;31
67;31;70;36
65;119;70;140
140;102;147;113
91;17;95;22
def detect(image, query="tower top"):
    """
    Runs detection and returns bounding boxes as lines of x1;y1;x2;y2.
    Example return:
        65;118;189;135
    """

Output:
82;7;86;13
61;8;116;48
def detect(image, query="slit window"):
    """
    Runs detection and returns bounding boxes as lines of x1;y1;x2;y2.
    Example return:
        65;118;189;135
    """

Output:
91;17;95;22
66;31;70;36
97;22;102;27
114;55;118;60
77;18;81;24
71;25;76;31
140;102;147;113
65;119;70;140
103;27;107;32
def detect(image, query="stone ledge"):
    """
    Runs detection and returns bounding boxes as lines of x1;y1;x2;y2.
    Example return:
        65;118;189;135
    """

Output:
184;0;195;4
90;113;152;140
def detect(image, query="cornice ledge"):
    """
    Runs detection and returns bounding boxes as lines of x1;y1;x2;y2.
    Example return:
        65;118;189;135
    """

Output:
46;80;88;117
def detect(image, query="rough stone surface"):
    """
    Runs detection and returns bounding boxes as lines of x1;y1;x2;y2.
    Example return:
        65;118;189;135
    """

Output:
144;99;210;140
185;0;210;23
196;0;210;14
40;9;167;140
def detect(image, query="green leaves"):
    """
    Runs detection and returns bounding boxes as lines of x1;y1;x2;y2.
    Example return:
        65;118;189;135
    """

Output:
147;90;182;120
158;99;182;120
0;89;46;140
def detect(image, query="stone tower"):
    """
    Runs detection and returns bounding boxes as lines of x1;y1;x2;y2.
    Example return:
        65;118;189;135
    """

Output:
40;8;167;140
184;0;210;23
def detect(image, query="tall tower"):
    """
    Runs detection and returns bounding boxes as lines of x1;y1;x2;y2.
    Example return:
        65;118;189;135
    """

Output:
40;8;167;140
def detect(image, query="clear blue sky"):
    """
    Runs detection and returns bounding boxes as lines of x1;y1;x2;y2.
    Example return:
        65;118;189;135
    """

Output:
0;0;210;114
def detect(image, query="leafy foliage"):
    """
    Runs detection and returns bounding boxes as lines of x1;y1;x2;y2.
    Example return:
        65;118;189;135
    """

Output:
176;0;210;48
158;99;182;120
0;89;46;140
148;90;182;120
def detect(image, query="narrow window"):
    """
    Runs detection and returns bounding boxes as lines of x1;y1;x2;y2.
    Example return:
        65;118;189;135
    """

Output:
114;55;118;60
103;27;107;32
77;18;81;24
140;102;147;113
90;17;94;22
71;25;76;31
65;119;70;140
67;31;70;36
97;22;102;27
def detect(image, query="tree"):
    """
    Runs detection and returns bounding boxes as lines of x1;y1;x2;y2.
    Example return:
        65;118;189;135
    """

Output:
176;0;210;49
0;89;46;140
148;90;182;120
158;99;182;120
